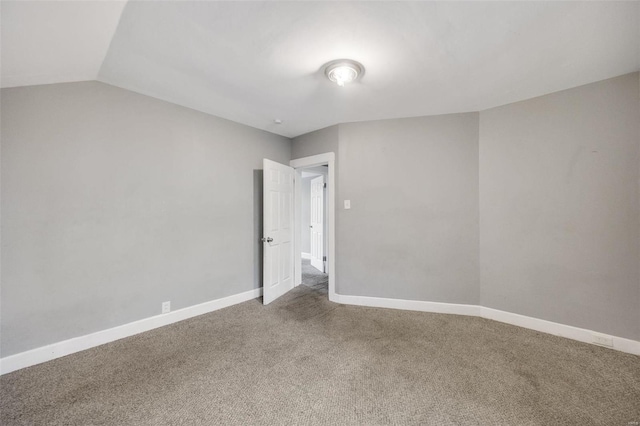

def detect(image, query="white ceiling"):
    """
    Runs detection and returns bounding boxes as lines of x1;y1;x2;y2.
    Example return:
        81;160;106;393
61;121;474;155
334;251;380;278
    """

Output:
2;1;639;138
302;166;328;178
1;1;126;88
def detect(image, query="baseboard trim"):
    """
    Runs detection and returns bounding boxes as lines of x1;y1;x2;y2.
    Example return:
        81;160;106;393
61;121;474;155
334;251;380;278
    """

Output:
0;288;263;375
334;293;640;356
3;288;637;375
480;307;640;356
333;294;481;317
301;252;311;260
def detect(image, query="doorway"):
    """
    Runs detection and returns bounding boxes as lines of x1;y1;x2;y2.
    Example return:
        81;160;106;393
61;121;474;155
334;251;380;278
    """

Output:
291;152;336;302
300;168;328;293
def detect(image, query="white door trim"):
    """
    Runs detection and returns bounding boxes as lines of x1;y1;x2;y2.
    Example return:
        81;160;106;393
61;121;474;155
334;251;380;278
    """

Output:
290;152;336;302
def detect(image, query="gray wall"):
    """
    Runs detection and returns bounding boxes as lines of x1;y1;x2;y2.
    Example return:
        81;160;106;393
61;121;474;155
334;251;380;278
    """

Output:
291;125;338;161
293;73;639;341
1;81;291;356
337;115;480;302
293;115;480;303
3;73;638;358
479;72;640;340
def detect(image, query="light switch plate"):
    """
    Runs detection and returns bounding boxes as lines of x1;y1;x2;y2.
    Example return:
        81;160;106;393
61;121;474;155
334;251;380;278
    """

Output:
344;200;351;209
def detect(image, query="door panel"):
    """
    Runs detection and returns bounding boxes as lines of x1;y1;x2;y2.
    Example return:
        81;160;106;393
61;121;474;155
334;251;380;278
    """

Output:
263;159;295;304
310;175;324;272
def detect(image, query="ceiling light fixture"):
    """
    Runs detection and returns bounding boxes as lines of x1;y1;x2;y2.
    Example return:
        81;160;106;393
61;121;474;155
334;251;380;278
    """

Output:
324;59;364;87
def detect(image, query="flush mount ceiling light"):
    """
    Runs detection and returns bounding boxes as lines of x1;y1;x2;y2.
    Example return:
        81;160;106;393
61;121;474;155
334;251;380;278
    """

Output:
324;59;364;87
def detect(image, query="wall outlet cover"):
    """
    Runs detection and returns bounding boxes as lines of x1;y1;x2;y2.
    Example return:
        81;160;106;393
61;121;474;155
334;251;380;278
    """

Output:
162;301;171;314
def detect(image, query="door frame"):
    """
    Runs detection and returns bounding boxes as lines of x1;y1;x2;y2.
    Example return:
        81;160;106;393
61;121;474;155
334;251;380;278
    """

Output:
290;152;336;302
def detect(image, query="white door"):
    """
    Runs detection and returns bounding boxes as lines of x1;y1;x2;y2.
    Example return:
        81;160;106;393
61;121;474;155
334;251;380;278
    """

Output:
310;175;324;272
263;159;295;305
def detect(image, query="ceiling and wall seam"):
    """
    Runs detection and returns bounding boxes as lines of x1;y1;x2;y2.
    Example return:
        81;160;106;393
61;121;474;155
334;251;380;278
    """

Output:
3;1;638;137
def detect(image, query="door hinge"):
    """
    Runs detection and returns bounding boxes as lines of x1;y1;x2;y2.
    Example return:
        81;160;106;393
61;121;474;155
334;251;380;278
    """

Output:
323;183;327;188
323;256;327;261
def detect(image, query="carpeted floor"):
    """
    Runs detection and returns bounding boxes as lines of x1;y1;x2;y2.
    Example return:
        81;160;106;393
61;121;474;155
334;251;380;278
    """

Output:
301;258;328;293
1;285;639;425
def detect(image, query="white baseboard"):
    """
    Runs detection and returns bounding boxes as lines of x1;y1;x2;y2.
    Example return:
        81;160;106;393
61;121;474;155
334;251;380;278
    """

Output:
0;288;263;375
334;293;640;356
3;287;637;375
480;307;640;356
301;252;311;260
333;294;481;317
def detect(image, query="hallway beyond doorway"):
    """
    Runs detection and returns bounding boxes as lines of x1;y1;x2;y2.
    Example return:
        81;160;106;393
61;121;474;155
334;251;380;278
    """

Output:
301;258;328;294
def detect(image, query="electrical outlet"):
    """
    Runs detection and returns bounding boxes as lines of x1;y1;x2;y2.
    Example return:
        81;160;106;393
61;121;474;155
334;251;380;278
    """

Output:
162;301;171;314
591;333;613;347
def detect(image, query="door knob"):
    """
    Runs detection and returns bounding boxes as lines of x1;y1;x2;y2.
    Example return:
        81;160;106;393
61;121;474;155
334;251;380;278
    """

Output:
261;237;273;243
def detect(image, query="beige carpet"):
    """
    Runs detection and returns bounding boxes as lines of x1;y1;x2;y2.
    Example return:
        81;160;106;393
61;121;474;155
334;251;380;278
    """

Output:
2;285;639;425
301;258;328;293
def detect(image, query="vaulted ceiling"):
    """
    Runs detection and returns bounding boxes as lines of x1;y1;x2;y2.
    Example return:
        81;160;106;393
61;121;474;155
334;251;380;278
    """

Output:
2;1;639;137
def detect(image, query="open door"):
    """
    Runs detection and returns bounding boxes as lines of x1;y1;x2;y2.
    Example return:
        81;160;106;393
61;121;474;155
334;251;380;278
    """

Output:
309;175;325;272
262;159;295;305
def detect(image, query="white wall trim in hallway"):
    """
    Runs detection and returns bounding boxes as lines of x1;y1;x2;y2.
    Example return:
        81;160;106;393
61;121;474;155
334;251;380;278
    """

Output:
333;294;640;356
301;252;311;260
0;288;263;375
